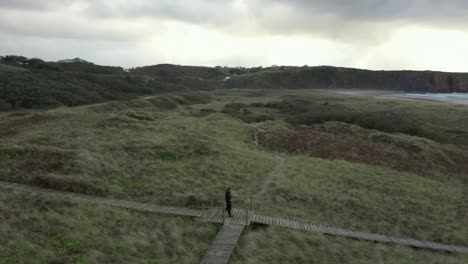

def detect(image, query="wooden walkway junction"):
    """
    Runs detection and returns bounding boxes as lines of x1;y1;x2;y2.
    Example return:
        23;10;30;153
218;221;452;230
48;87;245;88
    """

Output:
1;180;468;263
202;208;254;225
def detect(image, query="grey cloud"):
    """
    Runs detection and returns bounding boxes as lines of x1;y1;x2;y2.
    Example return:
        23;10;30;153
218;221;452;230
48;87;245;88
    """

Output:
256;0;468;21
79;0;468;30
0;0;72;10
248;0;468;34
83;0;239;25
0;0;240;40
83;0;468;42
0;8;150;41
2;0;468;42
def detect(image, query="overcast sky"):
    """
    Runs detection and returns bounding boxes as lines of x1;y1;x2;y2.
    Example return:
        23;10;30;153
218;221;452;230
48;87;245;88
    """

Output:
1;0;468;71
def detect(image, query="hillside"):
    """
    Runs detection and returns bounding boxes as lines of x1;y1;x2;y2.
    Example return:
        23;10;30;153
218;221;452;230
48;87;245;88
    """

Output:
1;89;467;262
0;56;226;110
226;66;468;92
130;64;225;91
2;55;468;111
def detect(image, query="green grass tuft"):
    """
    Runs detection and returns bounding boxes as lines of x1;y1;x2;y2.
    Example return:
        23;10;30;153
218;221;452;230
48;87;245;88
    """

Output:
0;145;24;157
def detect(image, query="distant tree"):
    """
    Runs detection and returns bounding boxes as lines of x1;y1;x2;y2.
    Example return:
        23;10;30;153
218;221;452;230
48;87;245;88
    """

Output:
2;55;28;64
229;68;244;75
25;58;44;66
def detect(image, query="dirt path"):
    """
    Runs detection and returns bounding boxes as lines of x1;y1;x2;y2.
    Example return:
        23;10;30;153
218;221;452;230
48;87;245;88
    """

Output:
250;123;287;198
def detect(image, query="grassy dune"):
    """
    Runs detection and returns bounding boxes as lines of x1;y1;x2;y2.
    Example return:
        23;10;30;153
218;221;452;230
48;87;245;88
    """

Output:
1;89;467;262
252;156;467;244
0;63;29;73
0;97;277;206
231;226;468;264
0;190;218;263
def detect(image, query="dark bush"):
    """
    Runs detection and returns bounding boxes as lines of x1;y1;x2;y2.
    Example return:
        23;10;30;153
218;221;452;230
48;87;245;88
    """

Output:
224;103;248;110
250;102;266;107
0;99;12;110
264;99;427;137
354;112;423;136
152;151;184;161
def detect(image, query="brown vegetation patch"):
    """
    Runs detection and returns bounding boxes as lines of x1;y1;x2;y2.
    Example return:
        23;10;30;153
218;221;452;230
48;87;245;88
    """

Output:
222;103;276;123
177;92;212;104
13;148;79;175
0;114;55;139
31;174;106;195
2;147;106;194
257;122;468;180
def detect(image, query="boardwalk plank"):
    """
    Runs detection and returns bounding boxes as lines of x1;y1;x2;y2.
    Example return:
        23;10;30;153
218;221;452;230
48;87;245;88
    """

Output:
201;224;245;264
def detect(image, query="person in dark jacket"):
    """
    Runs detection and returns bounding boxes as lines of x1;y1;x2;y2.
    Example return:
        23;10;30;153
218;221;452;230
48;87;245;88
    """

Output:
225;188;232;217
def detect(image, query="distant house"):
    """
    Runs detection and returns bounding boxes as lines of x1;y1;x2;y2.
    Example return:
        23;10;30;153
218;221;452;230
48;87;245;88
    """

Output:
58;57;88;63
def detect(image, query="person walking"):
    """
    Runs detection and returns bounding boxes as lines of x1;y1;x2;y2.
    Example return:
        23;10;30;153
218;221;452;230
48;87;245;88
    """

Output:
225;188;232;217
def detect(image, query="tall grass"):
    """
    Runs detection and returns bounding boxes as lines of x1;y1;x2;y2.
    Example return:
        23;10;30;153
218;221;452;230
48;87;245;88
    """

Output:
0;190;219;263
1;90;467;262
231;226;467;264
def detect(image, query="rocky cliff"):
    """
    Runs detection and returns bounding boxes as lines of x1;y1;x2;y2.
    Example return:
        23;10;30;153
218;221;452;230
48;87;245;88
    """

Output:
226;66;468;92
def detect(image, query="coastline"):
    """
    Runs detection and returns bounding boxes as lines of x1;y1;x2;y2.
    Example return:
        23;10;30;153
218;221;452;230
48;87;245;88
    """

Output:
325;89;468;106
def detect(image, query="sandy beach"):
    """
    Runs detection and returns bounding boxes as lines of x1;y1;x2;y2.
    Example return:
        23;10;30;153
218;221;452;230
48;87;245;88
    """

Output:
326;89;468;106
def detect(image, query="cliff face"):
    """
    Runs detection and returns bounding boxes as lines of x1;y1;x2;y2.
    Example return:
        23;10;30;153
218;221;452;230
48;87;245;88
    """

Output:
226;67;468;92
359;70;468;92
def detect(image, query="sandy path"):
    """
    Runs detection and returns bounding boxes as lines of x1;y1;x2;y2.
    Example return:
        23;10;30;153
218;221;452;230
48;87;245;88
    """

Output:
250;123;287;199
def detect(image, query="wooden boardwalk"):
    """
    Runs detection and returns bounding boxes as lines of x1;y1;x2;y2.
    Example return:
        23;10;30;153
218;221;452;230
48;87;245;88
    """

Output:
251;214;468;253
200;224;245;264
1;180;468;255
202;208;254;225
0;181;202;217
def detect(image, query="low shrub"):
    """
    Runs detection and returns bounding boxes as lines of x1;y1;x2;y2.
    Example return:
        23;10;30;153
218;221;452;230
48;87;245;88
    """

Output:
0;145;24;157
27;136;51;145
224;103;248;110
125;110;155;121
200;108;217;114
264;99;427;138
147;97;178;110
152;151;185;161
31;174;106;195
177;92;212;104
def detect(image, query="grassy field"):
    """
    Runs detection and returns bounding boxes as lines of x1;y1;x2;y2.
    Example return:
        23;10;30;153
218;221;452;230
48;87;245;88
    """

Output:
239;89;468;145
0;89;467;262
251;155;467;245
0;95;277;206
231;226;468;264
0;63;29;73
0;190;218;263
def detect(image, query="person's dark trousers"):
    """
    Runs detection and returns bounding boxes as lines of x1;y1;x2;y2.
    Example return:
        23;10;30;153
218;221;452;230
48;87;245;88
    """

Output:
226;201;232;217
